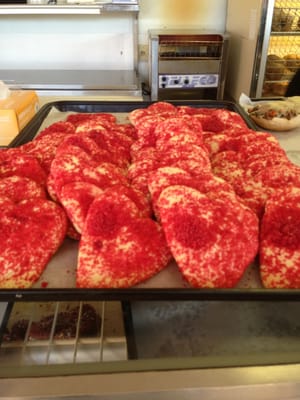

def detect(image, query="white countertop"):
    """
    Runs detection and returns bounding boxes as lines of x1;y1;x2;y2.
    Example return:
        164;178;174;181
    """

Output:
268;127;300;166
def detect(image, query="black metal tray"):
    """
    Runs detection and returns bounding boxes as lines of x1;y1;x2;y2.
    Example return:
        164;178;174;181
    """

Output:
1;99;300;302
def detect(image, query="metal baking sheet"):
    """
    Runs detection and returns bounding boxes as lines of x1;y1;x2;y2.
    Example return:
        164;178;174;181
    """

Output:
2;100;300;301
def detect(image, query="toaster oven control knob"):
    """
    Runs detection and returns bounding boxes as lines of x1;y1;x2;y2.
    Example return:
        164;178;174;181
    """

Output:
184;78;189;85
161;76;167;88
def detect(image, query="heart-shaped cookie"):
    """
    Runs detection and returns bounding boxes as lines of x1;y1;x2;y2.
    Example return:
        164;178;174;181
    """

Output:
0;197;67;288
60;182;152;237
148;167;237;220
49;148;128;200
260;187;300;288
77;191;171;288
157;185;259;288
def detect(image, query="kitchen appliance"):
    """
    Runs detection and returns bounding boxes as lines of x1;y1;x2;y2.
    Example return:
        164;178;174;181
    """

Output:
148;30;230;101
226;0;300;100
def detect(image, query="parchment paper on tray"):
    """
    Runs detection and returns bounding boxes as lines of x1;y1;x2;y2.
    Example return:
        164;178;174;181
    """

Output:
239;92;283;111
32;239;262;290
33;239;78;289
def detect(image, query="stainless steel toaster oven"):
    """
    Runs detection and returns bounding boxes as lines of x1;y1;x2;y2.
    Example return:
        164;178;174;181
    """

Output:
149;30;230;101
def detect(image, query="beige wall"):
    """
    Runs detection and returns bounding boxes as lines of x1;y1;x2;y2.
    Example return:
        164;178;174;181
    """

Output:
139;0;226;41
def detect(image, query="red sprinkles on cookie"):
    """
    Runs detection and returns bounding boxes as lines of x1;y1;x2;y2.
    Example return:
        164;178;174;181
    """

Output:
260;187;300;288
0;176;46;203
77;192;170;288
157;185;259;288
0;198;67;288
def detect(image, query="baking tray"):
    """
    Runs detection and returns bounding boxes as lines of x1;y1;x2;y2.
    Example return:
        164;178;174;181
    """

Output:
1;99;300;302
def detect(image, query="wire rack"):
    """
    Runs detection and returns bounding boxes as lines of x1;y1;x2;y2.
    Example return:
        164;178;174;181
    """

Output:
268;35;300;58
0;301;127;367
263;1;300;96
272;0;300;32
158;35;224;60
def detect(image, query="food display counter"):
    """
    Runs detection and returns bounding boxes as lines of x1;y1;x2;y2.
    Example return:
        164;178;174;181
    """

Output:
0;98;300;399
